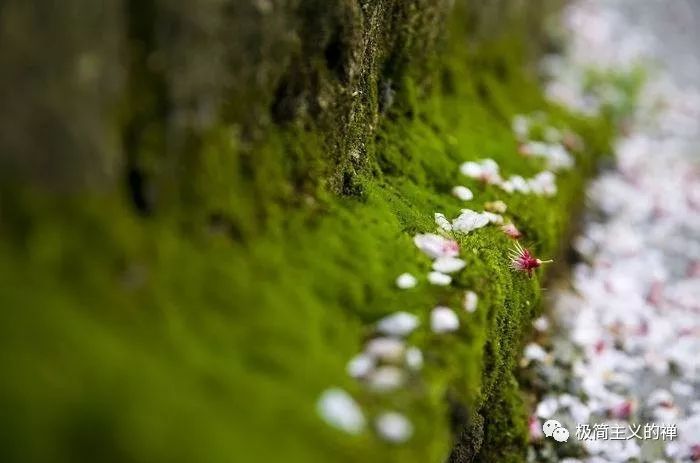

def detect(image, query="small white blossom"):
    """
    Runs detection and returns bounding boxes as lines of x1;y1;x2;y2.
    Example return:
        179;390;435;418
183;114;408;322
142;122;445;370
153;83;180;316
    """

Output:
365;337;405;362
459;161;483;178
547;144;574;170
533;316;549;332
317;388;366;434
519;140;549;157
482;211;504;225
432;256;466;274
647;389;674;408
670;381;693;397
413;233;459;259
375;412;414;443
536;396;559;419
528;171;557;196
512;114;530;139
427;271;452;286
367;366;405;392
508;175;531;193
463;290;478;312
499;180;514;193
452;185;474;201
452;209;489;233
375;312;420;337
405;347;423;370
519;140;572;170
346;353;375;378
395;273;417;289
524;342;548;362
434;212;453;231
431;306;460;333
484;200;507;213
480;159;500;180
459;159;501;184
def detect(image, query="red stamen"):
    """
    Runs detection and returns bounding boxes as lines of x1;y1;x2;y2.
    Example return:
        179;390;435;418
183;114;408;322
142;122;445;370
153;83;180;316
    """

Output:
509;242;552;278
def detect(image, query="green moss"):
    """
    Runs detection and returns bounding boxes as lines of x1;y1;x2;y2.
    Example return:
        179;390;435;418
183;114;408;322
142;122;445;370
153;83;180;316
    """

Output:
0;1;615;463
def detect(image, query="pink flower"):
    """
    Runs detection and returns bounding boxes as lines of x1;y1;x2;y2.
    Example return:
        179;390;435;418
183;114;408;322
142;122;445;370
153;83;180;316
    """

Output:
609;400;634;420
501;223;522;239
508;242;552;278
528;416;543;441
690;444;700;461
413;233;459;259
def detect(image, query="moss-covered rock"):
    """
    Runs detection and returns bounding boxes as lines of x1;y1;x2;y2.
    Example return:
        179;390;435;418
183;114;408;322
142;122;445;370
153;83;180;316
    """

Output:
0;1;612;462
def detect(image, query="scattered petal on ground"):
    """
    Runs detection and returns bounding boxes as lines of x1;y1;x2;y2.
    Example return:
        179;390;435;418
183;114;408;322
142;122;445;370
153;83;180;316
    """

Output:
501;222;522;239
375;312;420;337
427;271;452;286
432;256;466;274
526;2;700;461
463;290;478;313
452;209;490;233
452;185;474;201
431;306;460;333
484;200;507;213
365;337;406;362
395;272;417;289
434;212;453;232
317;388;366;434
367;366;405;392
405;347;424;370
347;353;375;379
375;412;414;443
414;233;460;259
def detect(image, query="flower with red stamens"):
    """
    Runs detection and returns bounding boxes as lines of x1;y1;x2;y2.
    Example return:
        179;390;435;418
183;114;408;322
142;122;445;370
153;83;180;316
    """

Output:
508;242;552;278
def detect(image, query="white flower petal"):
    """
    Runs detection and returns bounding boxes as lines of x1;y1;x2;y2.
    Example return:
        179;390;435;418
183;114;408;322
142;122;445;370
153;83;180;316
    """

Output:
365;337;406;362
536;396;558;419
427;271;452;286
452;185;474;201
367;366;405;392
395;272;417;289
434;212;453;231
533;316;549;332
463;290;478;312
482;211;504;225
413;233;459;259
375;412;414;443
484;200;507;213
405;347;423;370
452;209;489;233
459;161;482;178
317;388;366;434
524;342;548;362
432;256;466;273
346;353;375;378
431;306;460;333
375;312;420;337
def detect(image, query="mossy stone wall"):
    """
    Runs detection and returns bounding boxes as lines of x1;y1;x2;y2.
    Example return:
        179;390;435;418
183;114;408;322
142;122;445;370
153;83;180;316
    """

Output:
0;1;611;462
